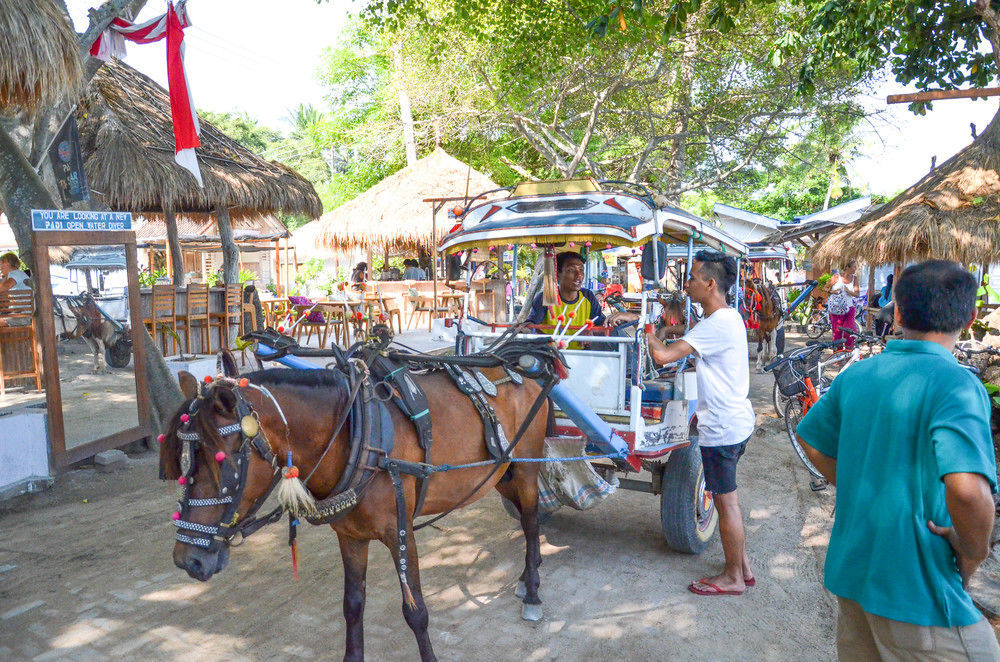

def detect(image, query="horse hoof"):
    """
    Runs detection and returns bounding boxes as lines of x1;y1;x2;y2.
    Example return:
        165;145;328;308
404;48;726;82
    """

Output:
521;603;542;622
515;581;526;599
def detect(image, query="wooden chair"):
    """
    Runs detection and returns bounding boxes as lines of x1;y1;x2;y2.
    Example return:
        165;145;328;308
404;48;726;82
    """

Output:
380;296;404;335
406;287;450;331
210;284;244;351
290;303;338;348
175;284;211;355
143;284;177;356
0;290;42;395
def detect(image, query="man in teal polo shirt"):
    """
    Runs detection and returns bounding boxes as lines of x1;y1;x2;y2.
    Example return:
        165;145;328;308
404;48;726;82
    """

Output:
797;260;1000;660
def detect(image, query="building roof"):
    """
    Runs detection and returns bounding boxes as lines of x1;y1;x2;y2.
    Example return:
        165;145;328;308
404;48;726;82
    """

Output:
0;0;82;112
712;203;780;229
134;214;289;246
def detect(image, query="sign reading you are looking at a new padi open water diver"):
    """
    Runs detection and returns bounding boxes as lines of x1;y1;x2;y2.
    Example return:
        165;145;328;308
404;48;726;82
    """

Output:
31;209;131;232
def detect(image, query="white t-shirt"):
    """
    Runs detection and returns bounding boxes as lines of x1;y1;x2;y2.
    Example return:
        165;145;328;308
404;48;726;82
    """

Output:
681;306;755;447
4;269;29;290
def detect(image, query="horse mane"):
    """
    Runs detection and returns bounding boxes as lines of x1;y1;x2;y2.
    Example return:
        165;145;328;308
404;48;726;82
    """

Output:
242;368;348;390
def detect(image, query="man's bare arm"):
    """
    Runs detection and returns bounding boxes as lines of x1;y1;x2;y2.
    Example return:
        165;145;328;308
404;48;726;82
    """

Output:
798;436;837;486
646;333;694;366
928;472;994;588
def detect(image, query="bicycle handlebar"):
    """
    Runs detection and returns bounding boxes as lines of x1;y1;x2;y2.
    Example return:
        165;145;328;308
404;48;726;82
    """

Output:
762;337;847;372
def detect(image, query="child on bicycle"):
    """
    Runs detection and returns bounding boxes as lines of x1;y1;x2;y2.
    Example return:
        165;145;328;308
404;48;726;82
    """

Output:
796;260;998;661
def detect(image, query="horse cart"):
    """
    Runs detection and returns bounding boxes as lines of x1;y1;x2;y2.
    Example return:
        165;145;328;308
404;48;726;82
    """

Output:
439;178;750;554
53;291;132;369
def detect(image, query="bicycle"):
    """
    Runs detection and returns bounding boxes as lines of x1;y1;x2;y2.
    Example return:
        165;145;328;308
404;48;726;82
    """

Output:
805;305;831;339
765;329;885;483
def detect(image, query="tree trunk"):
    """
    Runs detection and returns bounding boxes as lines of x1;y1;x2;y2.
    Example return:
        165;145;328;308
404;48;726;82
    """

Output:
164;207;184;287
216;206;240;284
0;127;58;270
392;43;418;166
137;324;184;434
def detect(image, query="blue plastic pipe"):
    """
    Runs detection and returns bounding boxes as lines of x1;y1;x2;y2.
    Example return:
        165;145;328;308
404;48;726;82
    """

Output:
254;343;318;370
549;381;630;457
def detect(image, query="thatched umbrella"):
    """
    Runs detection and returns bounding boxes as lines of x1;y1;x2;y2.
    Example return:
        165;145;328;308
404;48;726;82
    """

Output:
78;59;321;219
0;0;83;112
312;147;500;253
77;58;321;284
812;110;1000;270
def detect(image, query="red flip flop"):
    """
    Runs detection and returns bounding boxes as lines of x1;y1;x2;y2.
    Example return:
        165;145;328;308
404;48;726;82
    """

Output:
745;577;756;587
688;579;745;596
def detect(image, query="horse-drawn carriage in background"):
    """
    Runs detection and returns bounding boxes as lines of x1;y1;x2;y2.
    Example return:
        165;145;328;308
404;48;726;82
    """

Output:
439;178;751;553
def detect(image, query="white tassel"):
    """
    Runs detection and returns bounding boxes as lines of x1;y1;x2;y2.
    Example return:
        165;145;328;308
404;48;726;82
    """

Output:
276;466;317;516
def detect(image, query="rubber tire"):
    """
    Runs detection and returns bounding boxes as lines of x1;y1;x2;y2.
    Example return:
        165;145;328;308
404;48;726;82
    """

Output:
806;317;827;340
104;334;132;369
500;495;553;525
660;437;718;554
784;399;823;479
772;380;789;419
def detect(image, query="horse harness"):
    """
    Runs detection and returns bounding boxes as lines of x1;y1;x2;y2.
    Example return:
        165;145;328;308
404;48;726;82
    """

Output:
171;329;561;604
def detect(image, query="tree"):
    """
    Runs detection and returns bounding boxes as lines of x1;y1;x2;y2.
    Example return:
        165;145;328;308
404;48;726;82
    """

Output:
199;110;281;153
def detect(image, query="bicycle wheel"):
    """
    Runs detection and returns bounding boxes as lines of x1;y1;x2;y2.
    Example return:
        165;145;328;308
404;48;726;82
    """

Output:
772;380;790;419
785;398;824;479
806;311;827;339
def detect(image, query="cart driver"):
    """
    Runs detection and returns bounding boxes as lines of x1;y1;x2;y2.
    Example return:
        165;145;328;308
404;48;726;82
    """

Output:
525;251;605;349
646;249;757;597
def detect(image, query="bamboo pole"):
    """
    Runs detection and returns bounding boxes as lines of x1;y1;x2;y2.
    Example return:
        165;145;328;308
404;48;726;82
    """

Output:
274;239;281;296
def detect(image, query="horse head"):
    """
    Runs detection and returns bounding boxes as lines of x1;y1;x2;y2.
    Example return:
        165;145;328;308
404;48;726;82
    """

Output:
161;356;282;581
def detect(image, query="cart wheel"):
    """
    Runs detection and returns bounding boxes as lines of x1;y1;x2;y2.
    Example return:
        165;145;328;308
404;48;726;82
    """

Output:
104;334;133;369
660;437;718;554
500;496;553;524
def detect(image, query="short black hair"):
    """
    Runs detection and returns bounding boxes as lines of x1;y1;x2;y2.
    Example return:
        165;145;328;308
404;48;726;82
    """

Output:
556;251;585;272
895;260;977;333
693;249;737;294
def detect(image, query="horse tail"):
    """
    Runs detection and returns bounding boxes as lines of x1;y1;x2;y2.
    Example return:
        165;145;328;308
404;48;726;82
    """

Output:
545;398;556;438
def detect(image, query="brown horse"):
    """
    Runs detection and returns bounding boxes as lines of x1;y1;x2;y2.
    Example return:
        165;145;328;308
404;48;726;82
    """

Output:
161;352;550;662
57;294;122;373
746;278;781;371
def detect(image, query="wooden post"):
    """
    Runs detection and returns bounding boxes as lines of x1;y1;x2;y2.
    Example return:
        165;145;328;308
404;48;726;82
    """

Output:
274;239;281;296
215;206;239;284
284;238;291;294
866;264;876;331
432;207;438;329
165;207;184;286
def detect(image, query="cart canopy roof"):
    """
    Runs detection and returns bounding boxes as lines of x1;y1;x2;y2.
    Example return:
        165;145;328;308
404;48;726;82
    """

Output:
439;182;747;256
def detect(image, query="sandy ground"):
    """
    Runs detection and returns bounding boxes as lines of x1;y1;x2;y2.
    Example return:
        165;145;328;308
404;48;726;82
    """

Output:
0;345;854;662
0;338;139;451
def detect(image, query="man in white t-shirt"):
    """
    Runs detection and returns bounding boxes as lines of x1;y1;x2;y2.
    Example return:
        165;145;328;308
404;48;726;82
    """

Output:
646;250;756;597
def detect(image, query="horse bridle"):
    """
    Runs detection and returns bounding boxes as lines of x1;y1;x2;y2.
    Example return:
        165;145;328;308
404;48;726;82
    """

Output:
172;381;282;552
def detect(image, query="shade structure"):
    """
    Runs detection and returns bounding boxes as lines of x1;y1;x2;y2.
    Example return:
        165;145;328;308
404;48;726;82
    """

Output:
813;110;1000;269
64;246;127;270
0;0;83;112
314;147;500;253
77;58;321;221
135;215;289;246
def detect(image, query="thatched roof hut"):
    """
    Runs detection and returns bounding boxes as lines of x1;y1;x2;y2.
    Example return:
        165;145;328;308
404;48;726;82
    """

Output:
0;0;82;112
813;111;1000;269
135;214;289;246
77;59;321;220
312;147;501;253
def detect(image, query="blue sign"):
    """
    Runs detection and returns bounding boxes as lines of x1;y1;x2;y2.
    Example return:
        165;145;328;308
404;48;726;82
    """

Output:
31;209;132;232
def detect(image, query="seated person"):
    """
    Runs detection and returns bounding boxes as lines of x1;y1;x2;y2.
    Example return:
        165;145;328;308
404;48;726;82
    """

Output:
525;251;605;348
0;251;29;328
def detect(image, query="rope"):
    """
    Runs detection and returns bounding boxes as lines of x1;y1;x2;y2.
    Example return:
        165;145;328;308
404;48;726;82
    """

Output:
426;450;626;473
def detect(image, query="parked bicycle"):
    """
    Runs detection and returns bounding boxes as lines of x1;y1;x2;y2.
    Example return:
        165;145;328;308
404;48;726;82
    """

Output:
765;329;884;488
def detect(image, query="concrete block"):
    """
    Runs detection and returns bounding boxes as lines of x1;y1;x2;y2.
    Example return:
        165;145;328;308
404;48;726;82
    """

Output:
94;449;128;472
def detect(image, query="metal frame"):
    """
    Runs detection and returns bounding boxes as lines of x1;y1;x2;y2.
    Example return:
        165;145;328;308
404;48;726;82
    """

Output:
33;230;152;468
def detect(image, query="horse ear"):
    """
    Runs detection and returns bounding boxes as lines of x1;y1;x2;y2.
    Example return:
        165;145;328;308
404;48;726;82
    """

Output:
177;371;198;399
217;350;239;378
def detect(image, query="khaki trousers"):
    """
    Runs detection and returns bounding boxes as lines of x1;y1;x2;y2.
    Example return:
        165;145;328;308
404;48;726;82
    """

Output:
837;597;1000;661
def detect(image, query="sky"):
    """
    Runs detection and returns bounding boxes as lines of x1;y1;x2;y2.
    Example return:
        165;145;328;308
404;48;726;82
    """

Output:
66;0;999;198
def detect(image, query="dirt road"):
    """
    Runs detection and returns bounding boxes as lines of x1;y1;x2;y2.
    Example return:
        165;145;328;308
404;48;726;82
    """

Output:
0;366;843;661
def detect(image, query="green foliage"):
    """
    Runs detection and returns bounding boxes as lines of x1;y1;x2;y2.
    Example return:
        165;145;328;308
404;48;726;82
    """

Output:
138;267;166;289
200;110;281;153
817;273;833;290
976;273;1000;308
238;269;257;285
205;270;222;287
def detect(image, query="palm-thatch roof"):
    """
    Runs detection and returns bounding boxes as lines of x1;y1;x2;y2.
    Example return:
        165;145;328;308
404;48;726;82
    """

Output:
312;147;501;253
813;111;1000;269
135;214;289;246
0;0;82;112
77;58;321;221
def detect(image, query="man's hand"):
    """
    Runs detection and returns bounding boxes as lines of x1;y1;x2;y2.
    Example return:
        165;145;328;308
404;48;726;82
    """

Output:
928;472;994;589
927;521;979;588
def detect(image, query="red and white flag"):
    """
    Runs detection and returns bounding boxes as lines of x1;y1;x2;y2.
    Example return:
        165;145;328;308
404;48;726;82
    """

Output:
90;1;203;187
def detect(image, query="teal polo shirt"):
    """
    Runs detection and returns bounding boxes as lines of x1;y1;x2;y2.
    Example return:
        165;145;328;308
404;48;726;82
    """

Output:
797;339;998;627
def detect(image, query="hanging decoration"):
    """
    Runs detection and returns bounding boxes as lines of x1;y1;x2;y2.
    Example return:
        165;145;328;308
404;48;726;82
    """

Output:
89;1;203;187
